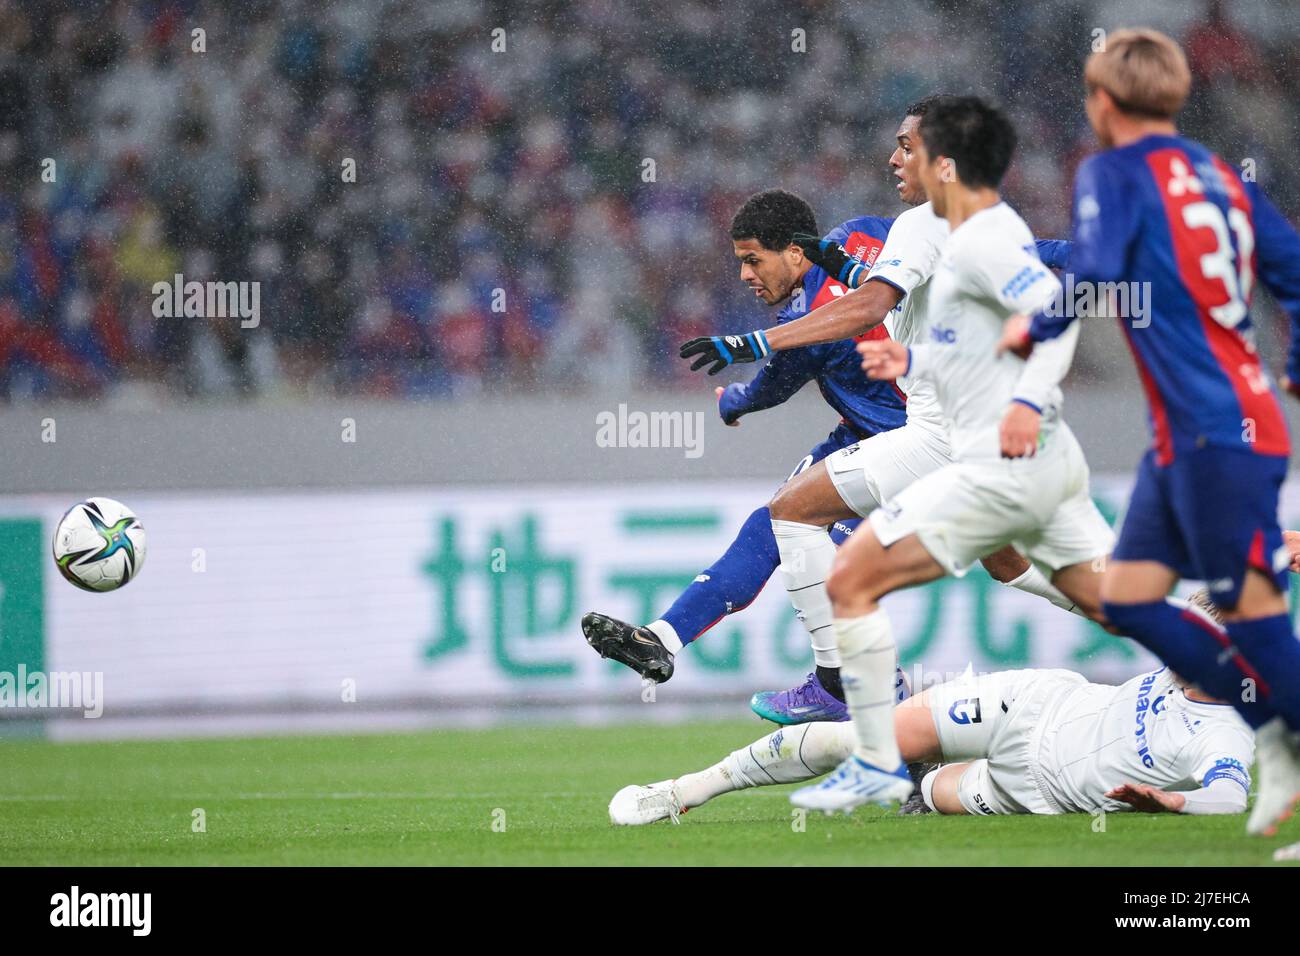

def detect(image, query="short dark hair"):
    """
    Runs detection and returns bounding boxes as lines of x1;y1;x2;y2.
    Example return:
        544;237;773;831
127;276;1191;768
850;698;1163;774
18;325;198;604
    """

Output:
918;96;1017;190
729;189;817;252
903;94;949;119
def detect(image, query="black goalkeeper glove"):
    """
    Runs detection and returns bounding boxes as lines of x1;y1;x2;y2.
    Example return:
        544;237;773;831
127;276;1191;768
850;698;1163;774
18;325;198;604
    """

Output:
679;330;771;375
792;232;869;288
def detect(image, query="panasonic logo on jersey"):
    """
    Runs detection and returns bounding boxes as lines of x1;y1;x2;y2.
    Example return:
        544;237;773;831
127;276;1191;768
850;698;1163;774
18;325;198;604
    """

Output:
1134;672;1158;769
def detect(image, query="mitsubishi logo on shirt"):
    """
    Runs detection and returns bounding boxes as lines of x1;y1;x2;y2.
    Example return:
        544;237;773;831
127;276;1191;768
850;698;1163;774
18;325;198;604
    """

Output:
1166;157;1204;197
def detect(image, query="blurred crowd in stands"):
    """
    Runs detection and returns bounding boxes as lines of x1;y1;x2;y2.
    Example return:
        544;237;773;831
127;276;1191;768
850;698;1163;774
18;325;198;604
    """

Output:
1;0;1298;402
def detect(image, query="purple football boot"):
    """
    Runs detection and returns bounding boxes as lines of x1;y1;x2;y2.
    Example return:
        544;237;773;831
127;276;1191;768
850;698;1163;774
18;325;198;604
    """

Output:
751;666;910;725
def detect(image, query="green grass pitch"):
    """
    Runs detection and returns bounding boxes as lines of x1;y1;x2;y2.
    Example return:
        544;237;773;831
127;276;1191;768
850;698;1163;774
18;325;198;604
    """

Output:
0;719;1292;866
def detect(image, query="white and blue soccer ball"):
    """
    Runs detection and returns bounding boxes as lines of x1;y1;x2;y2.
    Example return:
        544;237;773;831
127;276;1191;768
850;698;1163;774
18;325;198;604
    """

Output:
52;497;147;592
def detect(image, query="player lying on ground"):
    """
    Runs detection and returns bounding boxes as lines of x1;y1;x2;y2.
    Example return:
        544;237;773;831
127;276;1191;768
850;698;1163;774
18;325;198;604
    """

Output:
611;594;1252;824
998;28;1300;840
784;95;1115;813
586;100;1073;727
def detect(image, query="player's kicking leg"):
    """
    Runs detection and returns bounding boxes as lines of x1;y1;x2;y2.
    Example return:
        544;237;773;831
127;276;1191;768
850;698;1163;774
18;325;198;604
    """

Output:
581;430;859;684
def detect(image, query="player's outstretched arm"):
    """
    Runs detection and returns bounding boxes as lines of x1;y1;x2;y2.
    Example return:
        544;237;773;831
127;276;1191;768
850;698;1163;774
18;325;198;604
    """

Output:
714;347;824;424
679;279;903;375
1105;780;1247;815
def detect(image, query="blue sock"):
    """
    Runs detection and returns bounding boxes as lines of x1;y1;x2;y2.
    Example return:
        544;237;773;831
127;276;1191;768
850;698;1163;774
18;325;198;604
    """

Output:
1224;615;1300;730
1103;599;1276;729
660;507;781;646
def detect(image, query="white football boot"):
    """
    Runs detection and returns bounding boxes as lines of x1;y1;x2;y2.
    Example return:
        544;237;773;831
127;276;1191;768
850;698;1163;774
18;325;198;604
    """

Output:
789;755;914;815
1246;717;1300;836
1273;841;1300;863
609;780;685;826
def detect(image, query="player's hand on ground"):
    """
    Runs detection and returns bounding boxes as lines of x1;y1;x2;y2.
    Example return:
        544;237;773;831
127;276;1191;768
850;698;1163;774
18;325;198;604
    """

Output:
680;332;768;375
857;339;908;380
999;401;1040;458
996;314;1034;359
1105;782;1185;813
792;232;863;287
716;386;741;426
1283;529;1300;572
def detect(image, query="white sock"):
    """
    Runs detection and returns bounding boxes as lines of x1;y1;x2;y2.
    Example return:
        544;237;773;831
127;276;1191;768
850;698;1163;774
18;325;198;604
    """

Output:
645;619;683;654
836;609;903;768
674;723;855;808
772;519;840;668
1004;564;1083;617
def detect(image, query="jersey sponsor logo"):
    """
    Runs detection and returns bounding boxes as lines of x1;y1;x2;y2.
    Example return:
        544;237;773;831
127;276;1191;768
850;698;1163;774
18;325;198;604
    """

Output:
1000;264;1049;300
930;325;957;344
948;697;983;725
844;231;885;269
1134;671;1159;768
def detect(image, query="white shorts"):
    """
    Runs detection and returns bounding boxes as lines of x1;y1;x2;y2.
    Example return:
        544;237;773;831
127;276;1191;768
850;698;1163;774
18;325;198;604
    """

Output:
926;667;1087;815
824;421;953;518
867;423;1114;576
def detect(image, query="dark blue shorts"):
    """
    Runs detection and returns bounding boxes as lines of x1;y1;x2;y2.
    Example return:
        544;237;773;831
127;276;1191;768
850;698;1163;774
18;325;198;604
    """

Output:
1113;445;1289;609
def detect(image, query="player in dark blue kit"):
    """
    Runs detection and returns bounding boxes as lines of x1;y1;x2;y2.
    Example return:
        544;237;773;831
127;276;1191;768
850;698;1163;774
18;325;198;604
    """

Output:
1001;29;1300;839
582;189;908;694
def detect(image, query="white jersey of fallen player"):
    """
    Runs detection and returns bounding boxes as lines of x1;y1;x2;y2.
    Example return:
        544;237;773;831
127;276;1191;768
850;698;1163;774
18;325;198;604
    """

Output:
1037;668;1254;814
907;201;1074;462
862;202;949;433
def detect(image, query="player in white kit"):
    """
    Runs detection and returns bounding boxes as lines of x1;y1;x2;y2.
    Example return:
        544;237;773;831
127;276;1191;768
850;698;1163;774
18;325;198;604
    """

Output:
680;97;1082;725
788;96;1114;813
610;661;1252;822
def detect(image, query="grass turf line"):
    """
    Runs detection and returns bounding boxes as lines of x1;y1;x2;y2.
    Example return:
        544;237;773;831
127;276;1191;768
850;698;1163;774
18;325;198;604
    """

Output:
0;720;1289;866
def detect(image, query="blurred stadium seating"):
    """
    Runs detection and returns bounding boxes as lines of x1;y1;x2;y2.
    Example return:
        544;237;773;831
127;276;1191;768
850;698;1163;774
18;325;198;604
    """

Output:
1;0;1297;404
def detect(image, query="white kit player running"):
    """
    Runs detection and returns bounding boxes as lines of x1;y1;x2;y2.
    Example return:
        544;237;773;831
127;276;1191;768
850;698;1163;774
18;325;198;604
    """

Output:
790;96;1115;813
609;658;1254;823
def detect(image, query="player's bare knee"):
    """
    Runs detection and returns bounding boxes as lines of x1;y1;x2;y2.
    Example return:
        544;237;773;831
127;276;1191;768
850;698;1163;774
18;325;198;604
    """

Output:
767;482;802;523
826;553;879;611
979;546;1029;584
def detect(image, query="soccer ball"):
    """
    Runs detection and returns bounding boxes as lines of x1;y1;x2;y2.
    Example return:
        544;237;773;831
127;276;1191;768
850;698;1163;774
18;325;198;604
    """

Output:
52;497;147;592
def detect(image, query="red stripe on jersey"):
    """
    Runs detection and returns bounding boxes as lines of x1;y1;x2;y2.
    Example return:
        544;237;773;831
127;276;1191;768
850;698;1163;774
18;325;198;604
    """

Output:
1247;527;1270;575
808;276;850;312
1120;319;1176;465
1146;147;1289;457
807;233;907;402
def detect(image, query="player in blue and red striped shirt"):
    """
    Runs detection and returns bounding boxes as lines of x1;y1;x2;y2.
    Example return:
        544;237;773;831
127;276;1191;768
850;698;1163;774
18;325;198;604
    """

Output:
1006;29;1300;839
